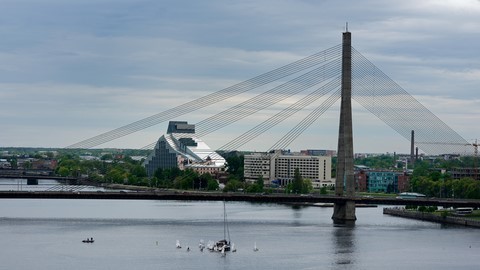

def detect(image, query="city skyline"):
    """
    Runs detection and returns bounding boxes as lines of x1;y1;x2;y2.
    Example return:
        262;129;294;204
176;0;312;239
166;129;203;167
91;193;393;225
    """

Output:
1;0;479;154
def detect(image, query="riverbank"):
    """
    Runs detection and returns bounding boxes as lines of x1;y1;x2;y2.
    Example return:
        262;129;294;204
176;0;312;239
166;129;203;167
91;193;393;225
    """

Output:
383;207;480;228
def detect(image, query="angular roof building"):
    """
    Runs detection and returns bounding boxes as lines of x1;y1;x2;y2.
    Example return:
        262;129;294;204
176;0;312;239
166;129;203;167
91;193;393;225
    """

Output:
143;121;226;177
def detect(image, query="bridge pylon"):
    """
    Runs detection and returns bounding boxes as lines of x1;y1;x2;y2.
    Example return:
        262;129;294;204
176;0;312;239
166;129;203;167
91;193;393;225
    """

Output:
332;30;357;224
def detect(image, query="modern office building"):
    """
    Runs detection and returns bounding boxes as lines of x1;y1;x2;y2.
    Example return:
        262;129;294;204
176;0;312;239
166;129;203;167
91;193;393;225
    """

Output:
355;166;410;193
367;171;399;193
143;121;226;177
244;150;332;188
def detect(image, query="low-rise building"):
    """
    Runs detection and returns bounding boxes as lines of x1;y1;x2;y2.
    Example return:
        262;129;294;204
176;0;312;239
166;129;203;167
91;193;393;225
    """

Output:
448;167;480;181
244;150;332;188
0;159;11;169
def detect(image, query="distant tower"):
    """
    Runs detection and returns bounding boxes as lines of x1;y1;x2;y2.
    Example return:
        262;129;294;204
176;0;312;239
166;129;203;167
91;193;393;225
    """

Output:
332;29;356;223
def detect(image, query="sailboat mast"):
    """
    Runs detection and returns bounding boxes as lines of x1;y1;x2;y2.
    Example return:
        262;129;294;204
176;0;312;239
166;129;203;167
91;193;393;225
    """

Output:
223;200;226;241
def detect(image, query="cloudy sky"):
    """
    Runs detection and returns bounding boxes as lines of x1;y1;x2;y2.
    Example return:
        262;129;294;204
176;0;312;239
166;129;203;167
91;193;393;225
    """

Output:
1;0;479;154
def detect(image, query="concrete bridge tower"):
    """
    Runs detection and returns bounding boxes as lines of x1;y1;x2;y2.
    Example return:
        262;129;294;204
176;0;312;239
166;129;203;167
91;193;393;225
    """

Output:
332;29;357;224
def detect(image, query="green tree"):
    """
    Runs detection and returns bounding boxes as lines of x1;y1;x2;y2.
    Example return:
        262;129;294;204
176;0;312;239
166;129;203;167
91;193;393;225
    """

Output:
101;154;113;161
173;175;194;190
256;175;264;192
223;179;243;192
197;173;214;189
206;178;219;191
292;168;303;194
225;155;244;181
412;160;430;178
302;179;313;194
131;165;147;178
57;166;70;177
105;168;125;183
23;161;32;169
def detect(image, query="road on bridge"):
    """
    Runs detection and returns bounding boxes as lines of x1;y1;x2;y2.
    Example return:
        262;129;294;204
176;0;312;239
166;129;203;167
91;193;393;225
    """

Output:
1;190;479;208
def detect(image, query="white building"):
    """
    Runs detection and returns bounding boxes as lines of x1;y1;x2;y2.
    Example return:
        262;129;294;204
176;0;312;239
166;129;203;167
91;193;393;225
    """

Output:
244;150;332;188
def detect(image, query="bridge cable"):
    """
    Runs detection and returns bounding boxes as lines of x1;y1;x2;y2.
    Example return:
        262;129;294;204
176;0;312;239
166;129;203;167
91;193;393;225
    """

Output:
195;58;341;137
351;47;470;155
268;87;341;151
66;45;342;149
140;60;340;150
218;76;341;151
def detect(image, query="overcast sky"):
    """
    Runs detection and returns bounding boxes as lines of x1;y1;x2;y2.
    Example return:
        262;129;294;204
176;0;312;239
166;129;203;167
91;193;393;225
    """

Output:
1;0;479;154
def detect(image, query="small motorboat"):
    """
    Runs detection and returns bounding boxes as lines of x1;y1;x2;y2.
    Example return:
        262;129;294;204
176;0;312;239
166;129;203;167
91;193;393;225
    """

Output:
82;238;94;243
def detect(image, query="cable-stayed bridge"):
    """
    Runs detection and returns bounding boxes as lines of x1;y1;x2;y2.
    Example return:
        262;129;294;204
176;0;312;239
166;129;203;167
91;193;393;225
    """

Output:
66;35;471;156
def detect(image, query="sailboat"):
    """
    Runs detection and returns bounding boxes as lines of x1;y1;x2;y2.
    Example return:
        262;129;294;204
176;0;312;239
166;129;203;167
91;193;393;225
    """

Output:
253;242;259;252
176;240;182;249
212;201;232;252
199;239;205;252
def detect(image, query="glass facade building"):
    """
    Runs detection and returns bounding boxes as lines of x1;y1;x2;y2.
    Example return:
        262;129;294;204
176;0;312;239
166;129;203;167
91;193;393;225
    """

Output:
144;121;225;177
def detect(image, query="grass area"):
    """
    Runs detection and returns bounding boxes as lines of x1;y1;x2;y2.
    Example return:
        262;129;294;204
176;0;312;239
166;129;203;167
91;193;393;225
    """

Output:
466;210;480;220
356;192;398;198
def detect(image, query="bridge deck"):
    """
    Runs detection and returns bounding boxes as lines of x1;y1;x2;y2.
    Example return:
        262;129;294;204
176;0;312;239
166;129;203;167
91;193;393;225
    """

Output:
1;191;479;208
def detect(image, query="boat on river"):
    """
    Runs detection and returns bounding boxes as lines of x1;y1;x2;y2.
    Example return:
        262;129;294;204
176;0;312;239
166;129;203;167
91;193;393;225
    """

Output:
208;201;232;253
82;238;94;243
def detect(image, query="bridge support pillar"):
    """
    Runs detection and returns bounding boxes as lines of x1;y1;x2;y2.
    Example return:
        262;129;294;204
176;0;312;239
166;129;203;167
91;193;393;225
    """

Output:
27;179;38;185
332;200;356;224
332;28;356;224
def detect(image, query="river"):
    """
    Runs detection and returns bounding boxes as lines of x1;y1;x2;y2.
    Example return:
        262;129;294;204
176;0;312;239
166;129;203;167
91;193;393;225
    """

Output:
0;179;479;270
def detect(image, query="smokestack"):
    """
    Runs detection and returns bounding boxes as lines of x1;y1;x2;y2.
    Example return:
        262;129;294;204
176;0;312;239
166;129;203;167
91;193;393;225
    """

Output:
416;147;419;161
410;130;415;164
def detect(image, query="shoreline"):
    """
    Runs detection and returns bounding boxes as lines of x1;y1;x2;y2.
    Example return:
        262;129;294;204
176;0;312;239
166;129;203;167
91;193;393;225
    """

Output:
285;202;378;208
383;207;480;228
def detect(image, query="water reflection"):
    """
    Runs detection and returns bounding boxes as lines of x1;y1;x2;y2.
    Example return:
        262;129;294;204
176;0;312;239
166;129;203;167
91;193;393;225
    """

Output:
290;204;303;226
332;224;356;268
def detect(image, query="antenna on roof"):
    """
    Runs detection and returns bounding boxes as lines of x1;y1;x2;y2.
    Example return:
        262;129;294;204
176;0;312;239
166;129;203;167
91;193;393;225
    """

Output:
346;22;349;32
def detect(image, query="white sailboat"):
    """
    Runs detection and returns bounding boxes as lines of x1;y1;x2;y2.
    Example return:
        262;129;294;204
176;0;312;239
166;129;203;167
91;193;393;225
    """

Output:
176;240;181;249
253;242;259;252
231;242;237;252
206;240;215;251
199;239;205;252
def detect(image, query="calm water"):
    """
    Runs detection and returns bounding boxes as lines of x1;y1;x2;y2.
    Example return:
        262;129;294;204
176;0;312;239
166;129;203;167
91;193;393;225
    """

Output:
0;180;479;270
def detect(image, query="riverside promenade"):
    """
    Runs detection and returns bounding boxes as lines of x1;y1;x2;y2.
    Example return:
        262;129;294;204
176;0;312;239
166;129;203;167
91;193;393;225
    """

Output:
383;207;480;228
